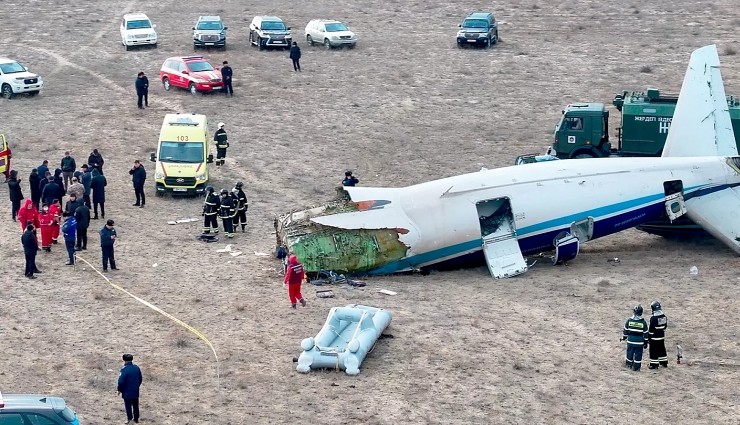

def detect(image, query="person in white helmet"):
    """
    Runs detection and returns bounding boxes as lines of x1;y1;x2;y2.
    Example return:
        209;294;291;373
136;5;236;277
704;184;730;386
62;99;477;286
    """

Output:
214;122;229;166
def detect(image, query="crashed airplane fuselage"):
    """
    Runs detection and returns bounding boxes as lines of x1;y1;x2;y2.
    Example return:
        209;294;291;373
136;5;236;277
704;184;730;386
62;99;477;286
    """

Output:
276;45;740;277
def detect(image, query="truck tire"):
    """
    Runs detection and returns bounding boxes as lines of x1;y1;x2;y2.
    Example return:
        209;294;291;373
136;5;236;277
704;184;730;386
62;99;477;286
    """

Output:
573;151;597;159
1;84;13;99
307;35;314;46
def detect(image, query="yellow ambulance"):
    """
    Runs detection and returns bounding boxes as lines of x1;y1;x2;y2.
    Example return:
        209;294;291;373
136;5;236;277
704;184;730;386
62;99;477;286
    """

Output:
150;113;213;195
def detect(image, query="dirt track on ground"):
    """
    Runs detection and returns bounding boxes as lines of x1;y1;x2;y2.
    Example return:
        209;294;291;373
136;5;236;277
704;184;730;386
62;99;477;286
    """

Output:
1;1;739;424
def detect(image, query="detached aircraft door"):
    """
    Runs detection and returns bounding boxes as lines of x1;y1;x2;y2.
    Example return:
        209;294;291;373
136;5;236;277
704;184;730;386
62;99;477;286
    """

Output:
476;198;528;279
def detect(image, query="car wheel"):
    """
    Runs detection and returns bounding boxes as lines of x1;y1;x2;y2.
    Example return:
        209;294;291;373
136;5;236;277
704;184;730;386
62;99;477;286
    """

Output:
324;39;331;49
189;82;198;96
483;38;490;48
258;37;265;50
1;84;13;99
152;43;157;49
493;31;498;44
348;43;356;49
162;77;171;91
307;35;314;46
574;151;597;159
124;44;130;51
27;90;39;97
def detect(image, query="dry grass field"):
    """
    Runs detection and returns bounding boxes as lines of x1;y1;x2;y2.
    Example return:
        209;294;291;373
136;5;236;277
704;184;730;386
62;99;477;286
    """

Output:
1;1;740;424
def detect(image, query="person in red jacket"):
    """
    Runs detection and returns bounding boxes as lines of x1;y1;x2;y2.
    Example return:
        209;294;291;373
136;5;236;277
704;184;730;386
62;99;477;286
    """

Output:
17;199;40;232
38;205;55;252
49;199;62;243
283;255;307;309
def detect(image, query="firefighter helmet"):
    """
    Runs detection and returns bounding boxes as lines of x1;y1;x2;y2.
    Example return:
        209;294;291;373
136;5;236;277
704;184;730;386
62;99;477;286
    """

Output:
633;304;643;316
206;186;214;193
220;188;229;195
235;181;244;189
650;300;662;311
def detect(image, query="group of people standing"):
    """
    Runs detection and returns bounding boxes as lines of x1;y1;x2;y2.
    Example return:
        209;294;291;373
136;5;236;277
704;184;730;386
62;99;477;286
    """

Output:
622;301;669;371
7;149;122;278
201;182;248;238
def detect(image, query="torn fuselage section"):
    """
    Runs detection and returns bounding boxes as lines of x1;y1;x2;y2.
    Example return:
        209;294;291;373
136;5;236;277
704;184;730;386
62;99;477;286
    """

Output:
275;194;409;274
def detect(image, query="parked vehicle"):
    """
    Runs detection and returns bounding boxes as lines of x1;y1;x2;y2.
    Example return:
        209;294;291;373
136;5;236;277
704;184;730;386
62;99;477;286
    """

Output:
120;13;158;50
305;19;357;49
193;16;227;49
150;113;214;196
551;88;740;159
456;12;498;48
0;57;43;99
0;391;80;424
249;16;292;50
159;56;223;95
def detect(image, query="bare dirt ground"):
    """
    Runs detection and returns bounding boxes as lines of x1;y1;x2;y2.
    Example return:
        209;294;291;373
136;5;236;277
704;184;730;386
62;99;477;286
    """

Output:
2;1;740;424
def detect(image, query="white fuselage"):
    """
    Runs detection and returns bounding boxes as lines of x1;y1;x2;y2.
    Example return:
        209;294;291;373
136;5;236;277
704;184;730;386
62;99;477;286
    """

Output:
358;156;738;273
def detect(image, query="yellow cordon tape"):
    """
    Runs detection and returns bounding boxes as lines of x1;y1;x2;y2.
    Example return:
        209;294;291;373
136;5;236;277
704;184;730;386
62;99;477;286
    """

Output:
76;255;220;380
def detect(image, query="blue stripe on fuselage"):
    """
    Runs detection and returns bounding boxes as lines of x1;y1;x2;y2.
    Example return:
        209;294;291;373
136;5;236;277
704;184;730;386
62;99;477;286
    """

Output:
368;183;731;275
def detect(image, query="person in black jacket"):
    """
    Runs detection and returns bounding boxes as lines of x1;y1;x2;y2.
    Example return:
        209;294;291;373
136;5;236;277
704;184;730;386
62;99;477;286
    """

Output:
74;203;90;250
135;72;149;109
90;168;107;219
53;168;66;202
214;123;228;166
128;160;146;207
22;223;40;279
100;219;118;271
7;170;23;221
41;174;59;207
231;181;248;232
218;188;235;238
29;168;41;209
64;193;84;217
60;151;76;190
648;300;669;369
289;41;301;72
221;61;233;96
201;186;220;234
88;149;104;174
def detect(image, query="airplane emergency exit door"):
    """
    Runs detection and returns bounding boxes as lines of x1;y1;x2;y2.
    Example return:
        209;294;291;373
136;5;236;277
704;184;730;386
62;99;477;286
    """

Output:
476;198;528;279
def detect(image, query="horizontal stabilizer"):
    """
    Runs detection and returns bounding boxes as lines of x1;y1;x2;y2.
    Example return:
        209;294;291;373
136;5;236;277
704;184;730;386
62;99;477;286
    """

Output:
663;45;738;157
686;187;740;254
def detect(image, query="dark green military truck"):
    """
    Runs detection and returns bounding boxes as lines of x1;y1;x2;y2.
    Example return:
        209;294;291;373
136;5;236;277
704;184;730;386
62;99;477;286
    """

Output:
551;88;740;159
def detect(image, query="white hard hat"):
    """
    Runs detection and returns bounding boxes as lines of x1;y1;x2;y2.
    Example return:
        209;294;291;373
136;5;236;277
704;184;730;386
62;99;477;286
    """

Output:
218;122;225;128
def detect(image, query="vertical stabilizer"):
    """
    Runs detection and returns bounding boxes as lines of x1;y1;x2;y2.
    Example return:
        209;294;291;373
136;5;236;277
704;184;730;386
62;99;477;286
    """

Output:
662;45;738;157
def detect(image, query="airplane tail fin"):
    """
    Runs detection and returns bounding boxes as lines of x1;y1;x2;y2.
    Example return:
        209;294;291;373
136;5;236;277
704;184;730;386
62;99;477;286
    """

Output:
662;45;738;157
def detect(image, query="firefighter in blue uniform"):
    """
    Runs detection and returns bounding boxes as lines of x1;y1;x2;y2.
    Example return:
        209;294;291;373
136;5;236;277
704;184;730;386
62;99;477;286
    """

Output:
231;181;248;233
648;300;669;369
218;188;235;238
202;186;220;234
622;304;649;371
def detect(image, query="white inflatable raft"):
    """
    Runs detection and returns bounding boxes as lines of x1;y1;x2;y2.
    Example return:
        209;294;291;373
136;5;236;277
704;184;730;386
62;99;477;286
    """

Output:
297;304;392;375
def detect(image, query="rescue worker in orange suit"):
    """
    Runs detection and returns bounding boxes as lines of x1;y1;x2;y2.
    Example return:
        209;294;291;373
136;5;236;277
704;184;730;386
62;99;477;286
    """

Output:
218;188;235;238
214;122;228;166
38;205;55;252
283;255;307;309
648;300;669;369
622;304;649;371
17;199;40;233
49;199;62;244
201;186;220;234
231;181;248;232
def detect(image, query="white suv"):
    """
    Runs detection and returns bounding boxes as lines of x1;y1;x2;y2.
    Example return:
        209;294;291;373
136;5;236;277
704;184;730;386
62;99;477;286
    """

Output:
0;58;43;99
305;19;357;49
249;16;292;50
120;13;158;50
